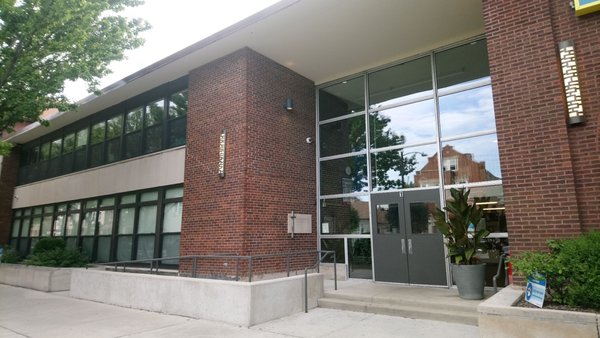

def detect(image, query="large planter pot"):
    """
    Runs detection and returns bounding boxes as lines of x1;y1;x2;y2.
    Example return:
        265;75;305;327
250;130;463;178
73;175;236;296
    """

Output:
452;263;486;300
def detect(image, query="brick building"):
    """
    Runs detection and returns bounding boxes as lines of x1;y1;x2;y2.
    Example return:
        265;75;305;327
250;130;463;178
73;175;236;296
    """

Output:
0;1;598;286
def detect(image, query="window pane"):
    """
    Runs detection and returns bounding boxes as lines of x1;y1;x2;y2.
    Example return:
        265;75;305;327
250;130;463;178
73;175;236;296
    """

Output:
120;194;136;205
74;148;87;171
40;143;51;161
163;202;182;233
409;202;437;234
76;128;88;148
161;234;179;264
124;132;142;158
106;138;121;163
85;200;98;209
138;206;157;233
43;205;54;214
320;196;370;235
168;90;188;119
320;238;345;263
375;203;400;234
165;187;183;199
319;76;365;121
33;207;42;215
320;155;368;195
167;117;186;147
91;122;105;145
63;133;75;153
61;152;74;174
348;238;372;279
117;236;133;261
66;213;80;236
81;237;94;260
442;134;501;185
23;208;31;216
69;202;81;211
50;139;62;158
136;235;155;260
444;185;507;233
126;108;143;132
372;144;439;190
97;237;111;263
81;211;97;236
369;56;432;108
89;143;104;167
118;208;135;234
435;39;490;90
140;191;158;202
144;125;162;153
319;115;366;157
57;204;67;212
30;217;41;237
106;115;123;139
98;210;114;235
11;219;20;237
101;198;115;207
439;85;496;138
370;100;436;148
53;214;66;237
145;100;164;127
41;216;53;236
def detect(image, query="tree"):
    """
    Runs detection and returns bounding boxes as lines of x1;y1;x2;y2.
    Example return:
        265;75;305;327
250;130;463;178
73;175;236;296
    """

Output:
0;0;150;155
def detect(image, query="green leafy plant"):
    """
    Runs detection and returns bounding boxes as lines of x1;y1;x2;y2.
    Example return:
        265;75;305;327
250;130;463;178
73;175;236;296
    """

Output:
23;238;88;268
512;232;600;309
434;188;489;265
0;245;21;263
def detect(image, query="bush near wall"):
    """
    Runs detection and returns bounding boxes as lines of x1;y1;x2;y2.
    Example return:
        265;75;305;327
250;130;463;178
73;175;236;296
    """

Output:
23;238;88;267
512;231;600;310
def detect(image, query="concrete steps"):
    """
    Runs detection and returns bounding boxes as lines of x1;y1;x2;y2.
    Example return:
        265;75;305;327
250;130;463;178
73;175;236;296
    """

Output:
318;290;480;326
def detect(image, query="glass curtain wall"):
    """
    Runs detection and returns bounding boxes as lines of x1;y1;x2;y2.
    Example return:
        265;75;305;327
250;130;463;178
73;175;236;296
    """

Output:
9;185;183;265
317;38;504;279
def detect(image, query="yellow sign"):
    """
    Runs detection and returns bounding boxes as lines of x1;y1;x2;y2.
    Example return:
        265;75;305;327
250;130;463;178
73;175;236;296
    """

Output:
574;0;600;16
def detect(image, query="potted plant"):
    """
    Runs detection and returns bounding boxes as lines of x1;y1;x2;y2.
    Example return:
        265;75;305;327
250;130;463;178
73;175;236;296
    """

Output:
434;188;489;299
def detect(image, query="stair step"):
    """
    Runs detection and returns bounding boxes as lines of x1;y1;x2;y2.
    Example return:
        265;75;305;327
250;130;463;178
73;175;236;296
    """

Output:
318;297;479;326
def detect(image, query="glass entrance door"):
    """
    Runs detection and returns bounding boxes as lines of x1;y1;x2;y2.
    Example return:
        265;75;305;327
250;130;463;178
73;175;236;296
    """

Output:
371;189;446;285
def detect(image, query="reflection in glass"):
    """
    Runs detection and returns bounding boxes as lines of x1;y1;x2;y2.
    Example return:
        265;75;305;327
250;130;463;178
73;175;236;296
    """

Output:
445;185;507;233
118;208;135;234
442;134;501;184
372;144;439;190
11;219;20;237
168;90;188;119
163;202;182;233
319;76;365;121
165;187;183;199
136;235;154;260
117;236;132;261
369;56;432;108
20;219;30;237
145;100;164;127
319;115;366;157
320;155;368;195
410;202;437;234
126;108;143;132
370;100;436;148
161;234;180;264
376;204;400;234
106;115;123;139
138;206;157;233
53;215;66;236
98;210;113;235
320;196;370;235
66;214;79;236
81;211;97;236
91;122;105;144
320;238;345;263
30;217;41;236
348;238;372;279
436;39;490;90
41;216;52;236
439;85;495;138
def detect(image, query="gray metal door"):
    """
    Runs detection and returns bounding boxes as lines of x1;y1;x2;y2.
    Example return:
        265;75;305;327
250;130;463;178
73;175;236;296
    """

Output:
372;190;446;285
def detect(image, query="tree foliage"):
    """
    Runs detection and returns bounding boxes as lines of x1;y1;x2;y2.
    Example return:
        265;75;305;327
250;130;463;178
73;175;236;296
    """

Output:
0;0;149;154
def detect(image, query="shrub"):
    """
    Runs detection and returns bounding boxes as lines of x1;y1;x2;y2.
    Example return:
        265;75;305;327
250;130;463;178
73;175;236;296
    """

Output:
512;231;600;309
23;238;88;268
0;245;21;263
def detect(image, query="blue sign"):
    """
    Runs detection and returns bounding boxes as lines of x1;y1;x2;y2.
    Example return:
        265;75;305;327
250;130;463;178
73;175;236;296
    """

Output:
525;275;546;308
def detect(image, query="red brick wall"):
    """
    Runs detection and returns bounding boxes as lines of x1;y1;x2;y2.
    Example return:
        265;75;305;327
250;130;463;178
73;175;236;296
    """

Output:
181;48;316;275
0;148;19;245
482;0;599;258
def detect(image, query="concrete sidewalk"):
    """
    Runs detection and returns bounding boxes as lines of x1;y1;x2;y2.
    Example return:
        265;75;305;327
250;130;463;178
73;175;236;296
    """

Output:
0;284;479;337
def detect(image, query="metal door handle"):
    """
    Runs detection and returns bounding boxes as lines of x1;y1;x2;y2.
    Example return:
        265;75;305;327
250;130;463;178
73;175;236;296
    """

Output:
401;239;406;254
408;239;413;255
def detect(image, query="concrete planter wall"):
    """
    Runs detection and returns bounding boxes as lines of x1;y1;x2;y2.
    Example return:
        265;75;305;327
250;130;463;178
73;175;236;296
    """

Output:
70;269;324;327
479;286;600;338
0;264;73;292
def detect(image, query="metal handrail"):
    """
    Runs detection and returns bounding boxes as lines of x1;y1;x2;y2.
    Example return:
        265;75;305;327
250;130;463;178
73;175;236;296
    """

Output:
91;250;337;288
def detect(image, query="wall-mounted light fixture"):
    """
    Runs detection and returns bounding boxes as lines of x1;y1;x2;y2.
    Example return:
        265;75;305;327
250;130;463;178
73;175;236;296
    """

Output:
558;40;585;125
284;98;294;112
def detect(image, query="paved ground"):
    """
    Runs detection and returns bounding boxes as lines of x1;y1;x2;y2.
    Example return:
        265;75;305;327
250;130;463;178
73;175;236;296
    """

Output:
0;284;479;338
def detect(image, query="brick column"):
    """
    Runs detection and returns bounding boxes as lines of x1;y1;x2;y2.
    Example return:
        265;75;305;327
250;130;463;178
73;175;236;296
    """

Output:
482;0;583;256
181;48;316;274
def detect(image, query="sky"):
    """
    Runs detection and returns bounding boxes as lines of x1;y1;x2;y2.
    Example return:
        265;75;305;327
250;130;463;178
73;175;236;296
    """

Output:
63;0;280;102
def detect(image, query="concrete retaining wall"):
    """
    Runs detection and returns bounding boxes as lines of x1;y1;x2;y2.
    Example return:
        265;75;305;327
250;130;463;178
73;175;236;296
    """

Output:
70;269;324;327
0;264;73;292
478;286;600;338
